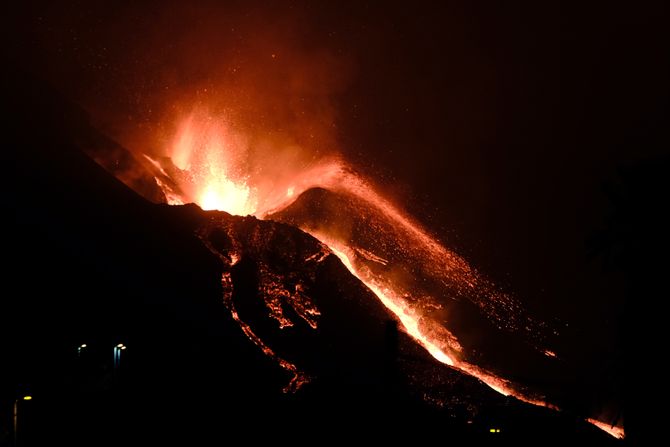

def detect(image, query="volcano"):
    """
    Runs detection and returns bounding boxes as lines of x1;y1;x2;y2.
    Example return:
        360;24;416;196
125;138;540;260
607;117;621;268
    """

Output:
3;72;622;445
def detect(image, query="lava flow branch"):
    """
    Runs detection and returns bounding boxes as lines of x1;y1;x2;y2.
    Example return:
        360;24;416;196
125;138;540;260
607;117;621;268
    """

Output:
135;110;622;439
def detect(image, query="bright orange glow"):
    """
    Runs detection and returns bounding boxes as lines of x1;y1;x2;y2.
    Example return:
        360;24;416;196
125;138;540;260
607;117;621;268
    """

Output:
197;221;320;393
543;349;557;358
146;110;623;440
164;113;258;215
199;179;254;214
586;418;625;439
319;236;456;367
314;232;549;403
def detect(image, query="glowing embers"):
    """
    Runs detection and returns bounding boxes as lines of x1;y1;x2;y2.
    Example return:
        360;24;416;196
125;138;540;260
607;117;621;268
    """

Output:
543;349;558;358
220;270;309;393
196;217;325;393
260;266;320;329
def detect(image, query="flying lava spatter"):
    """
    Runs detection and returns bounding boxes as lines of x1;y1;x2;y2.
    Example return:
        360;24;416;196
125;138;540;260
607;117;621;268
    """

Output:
142;110;622;439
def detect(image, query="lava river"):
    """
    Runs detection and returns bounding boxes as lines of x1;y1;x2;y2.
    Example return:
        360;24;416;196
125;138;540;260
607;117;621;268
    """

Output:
139;112;623;440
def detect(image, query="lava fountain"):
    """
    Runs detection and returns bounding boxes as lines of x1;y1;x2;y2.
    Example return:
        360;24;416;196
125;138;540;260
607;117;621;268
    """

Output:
162;114;257;215
142;109;622;439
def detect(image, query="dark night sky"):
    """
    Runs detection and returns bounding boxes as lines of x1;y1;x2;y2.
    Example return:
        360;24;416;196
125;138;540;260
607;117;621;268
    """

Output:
5;0;669;399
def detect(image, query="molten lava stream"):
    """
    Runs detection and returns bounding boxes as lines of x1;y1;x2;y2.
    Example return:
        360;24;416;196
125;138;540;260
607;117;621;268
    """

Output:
145;112;624;439
586;418;625;440
309;232;540;401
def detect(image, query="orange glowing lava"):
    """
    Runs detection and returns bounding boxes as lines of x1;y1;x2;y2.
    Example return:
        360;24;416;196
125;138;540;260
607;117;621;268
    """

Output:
147;110;623;440
314;232;557;406
317;235;456;367
199;179;254;213
587;418;625;440
165;114;258;215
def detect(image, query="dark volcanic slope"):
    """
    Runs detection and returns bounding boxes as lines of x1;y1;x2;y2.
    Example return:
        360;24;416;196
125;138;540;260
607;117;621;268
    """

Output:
269;188;568;397
4;73;616;445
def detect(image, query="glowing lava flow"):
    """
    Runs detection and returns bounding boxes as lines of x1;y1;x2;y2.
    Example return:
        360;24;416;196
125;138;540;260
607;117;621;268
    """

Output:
196;218;321;393
317;236;455;367
310;232;548;403
144;111;623;440
586;418;625;440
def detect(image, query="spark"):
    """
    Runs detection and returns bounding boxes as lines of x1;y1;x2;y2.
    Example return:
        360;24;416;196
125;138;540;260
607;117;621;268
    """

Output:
145;111;623;440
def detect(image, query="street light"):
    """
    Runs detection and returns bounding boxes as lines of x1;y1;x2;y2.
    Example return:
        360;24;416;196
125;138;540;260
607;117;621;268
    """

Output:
14;395;33;446
113;344;127;370
77;343;87;357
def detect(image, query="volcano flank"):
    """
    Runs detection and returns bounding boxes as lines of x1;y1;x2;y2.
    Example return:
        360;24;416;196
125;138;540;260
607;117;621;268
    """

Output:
3;73;621;445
